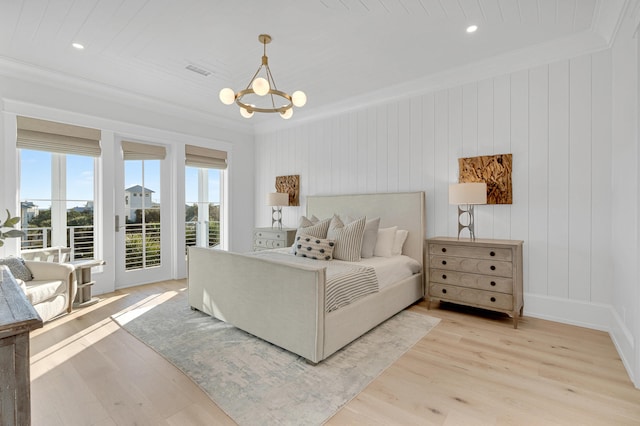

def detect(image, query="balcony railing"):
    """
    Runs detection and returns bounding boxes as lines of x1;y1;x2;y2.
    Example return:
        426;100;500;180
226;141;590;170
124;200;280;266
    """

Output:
22;226;95;260
125;223;161;270
185;221;221;252
22;222;220;267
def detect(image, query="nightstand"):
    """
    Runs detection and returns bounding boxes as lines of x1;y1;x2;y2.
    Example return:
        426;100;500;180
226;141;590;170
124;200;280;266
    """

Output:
253;227;296;251
426;237;524;328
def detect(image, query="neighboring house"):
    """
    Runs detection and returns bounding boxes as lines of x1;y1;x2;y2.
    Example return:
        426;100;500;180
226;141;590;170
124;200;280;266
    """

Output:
20;201;38;225
70;201;94;214
124;185;155;223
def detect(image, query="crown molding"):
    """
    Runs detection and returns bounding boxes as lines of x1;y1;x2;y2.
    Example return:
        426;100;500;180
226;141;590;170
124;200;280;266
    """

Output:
0;56;254;137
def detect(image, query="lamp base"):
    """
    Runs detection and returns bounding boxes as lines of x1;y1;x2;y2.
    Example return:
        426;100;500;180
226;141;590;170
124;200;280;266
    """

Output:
271;207;283;230
457;204;476;241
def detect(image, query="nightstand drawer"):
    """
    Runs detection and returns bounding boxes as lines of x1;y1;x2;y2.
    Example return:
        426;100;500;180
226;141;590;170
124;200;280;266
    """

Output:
429;255;513;277
254;238;288;249
254;230;289;241
430;284;514;311
429;243;512;261
429;269;513;294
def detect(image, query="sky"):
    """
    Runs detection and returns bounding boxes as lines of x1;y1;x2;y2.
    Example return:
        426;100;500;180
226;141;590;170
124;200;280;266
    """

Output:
20;150;220;209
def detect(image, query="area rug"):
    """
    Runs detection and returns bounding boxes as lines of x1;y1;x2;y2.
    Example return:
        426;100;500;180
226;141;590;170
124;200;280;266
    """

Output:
113;289;439;425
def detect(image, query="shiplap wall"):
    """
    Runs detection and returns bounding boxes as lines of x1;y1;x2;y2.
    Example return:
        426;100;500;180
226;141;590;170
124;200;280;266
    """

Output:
255;49;613;310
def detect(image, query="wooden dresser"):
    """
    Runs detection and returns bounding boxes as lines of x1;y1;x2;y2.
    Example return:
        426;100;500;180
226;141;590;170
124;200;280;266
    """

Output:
426;237;524;328
0;266;43;425
253;227;296;251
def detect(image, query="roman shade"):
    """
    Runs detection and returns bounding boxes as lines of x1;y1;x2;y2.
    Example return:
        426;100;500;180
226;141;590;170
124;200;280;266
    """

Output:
16;116;101;157
185;144;227;169
122;141;166;160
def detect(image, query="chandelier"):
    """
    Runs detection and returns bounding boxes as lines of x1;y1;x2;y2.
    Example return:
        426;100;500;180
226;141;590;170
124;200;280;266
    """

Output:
219;34;307;120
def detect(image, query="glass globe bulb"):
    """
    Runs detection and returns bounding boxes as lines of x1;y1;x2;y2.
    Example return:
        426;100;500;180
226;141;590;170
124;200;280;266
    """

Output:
280;108;293;119
219;88;235;105
240;106;254;118
292;90;307;107
252;77;270;96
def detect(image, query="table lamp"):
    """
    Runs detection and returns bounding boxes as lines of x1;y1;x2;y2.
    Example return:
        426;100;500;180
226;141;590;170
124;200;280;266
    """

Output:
266;192;289;229
449;182;487;240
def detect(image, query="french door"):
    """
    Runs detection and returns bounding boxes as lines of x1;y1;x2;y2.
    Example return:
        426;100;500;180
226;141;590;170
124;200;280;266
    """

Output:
115;142;170;287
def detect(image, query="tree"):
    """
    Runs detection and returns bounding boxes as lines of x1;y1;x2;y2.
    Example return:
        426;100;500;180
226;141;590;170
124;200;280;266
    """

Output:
133;209;161;223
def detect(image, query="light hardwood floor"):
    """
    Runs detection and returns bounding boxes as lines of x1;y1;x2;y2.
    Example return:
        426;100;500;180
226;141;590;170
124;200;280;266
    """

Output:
30;279;640;425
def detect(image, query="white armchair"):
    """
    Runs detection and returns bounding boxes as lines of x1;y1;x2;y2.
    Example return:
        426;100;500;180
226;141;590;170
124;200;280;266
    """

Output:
21;260;76;322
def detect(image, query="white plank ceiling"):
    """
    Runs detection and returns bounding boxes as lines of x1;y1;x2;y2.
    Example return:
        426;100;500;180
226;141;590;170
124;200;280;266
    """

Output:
0;0;627;127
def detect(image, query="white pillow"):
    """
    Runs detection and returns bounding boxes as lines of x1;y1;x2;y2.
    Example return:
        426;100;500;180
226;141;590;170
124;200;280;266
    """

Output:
391;229;409;256
373;226;397;257
360;217;380;258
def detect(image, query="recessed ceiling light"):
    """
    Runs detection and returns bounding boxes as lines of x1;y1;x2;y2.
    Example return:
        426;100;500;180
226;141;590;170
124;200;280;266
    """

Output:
466;25;478;33
72;42;85;50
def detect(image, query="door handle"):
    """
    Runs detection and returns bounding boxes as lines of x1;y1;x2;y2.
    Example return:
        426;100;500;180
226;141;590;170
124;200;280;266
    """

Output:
115;215;120;232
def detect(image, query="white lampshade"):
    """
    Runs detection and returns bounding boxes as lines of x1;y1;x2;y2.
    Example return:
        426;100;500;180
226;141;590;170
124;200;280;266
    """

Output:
292;90;307;107
219;88;235;105
252;77;270;96
266;192;289;206
449;182;487;205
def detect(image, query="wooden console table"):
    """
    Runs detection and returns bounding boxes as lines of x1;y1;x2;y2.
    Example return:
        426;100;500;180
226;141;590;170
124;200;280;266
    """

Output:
0;266;43;425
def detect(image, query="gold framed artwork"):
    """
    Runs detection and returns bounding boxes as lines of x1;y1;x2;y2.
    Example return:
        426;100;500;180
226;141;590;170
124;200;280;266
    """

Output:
275;175;300;206
459;154;512;204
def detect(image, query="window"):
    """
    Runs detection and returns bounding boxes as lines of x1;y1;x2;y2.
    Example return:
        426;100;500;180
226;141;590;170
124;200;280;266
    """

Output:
17;117;100;260
184;145;226;251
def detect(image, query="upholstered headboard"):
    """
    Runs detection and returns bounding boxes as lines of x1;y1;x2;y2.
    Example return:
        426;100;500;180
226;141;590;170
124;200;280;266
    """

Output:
306;192;425;265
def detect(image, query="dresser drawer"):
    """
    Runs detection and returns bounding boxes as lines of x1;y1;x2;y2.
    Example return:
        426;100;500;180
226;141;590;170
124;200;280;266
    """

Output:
429;243;512;261
254;230;289;241
254;238;288;249
429;269;513;294
430;284;514;311
429;255;513;277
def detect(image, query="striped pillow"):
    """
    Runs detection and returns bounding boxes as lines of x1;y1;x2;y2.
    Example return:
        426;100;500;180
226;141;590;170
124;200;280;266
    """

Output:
327;215;366;262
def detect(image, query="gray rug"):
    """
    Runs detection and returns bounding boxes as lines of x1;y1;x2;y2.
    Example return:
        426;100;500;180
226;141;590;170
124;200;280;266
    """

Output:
113;289;439;425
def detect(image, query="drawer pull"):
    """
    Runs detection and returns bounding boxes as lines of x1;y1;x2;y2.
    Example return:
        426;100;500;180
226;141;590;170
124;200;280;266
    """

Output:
442;289;447;294
441;248;447;253
490;251;496;256
276;234;281;238
258;233;263;237
441;260;447;265
442;274;447;280
490;281;496;286
490;265;496;271
490;297;496;302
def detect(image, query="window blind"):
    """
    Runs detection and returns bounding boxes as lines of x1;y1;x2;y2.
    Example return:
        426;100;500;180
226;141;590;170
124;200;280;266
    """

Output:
185;144;227;169
16;116;101;157
122;141;167;160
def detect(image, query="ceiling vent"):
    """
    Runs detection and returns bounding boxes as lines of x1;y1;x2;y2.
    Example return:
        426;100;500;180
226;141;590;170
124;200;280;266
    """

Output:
185;64;212;76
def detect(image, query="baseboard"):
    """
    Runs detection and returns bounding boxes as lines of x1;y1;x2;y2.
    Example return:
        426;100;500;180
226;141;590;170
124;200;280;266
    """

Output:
609;309;638;389
524;292;638;389
523;293;613;331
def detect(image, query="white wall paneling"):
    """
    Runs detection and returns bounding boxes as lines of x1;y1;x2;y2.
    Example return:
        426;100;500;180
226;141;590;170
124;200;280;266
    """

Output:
255;50;615;331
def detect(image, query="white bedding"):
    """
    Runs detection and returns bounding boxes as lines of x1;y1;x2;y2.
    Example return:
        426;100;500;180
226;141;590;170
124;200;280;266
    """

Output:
249;248;422;309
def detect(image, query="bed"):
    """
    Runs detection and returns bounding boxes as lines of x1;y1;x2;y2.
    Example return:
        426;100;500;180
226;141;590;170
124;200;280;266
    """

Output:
188;191;425;363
